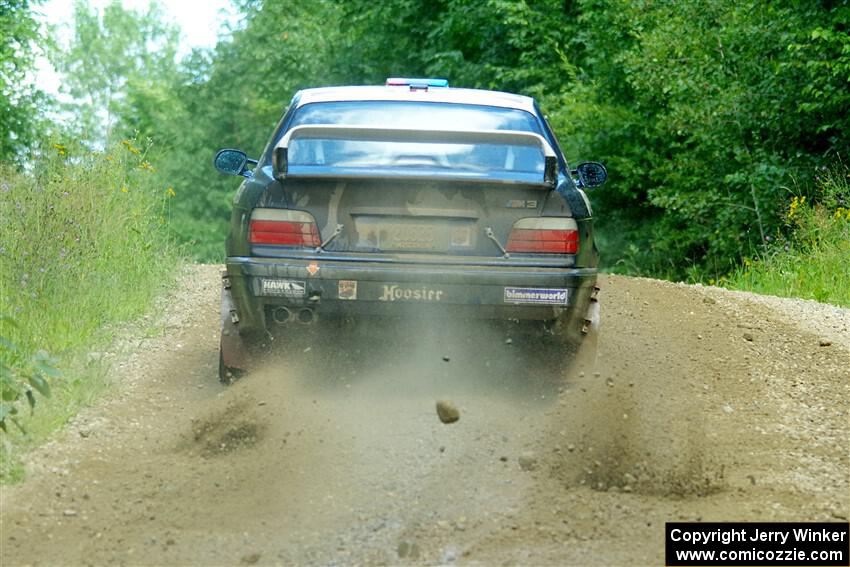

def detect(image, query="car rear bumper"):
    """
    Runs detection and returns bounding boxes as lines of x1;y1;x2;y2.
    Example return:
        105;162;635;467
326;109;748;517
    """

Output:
225;255;597;332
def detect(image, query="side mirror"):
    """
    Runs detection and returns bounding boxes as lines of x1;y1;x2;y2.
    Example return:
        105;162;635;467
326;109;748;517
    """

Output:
214;149;252;177
573;162;607;188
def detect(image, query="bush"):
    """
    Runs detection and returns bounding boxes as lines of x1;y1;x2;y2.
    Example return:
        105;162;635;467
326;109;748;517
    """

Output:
0;318;60;434
726;165;850;306
0;139;179;447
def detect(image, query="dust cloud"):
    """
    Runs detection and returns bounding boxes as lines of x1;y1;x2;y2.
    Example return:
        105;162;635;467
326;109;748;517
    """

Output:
255;312;565;403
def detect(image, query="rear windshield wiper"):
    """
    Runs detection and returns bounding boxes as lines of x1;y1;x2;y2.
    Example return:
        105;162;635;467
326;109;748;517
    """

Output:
316;223;344;252
484;227;510;259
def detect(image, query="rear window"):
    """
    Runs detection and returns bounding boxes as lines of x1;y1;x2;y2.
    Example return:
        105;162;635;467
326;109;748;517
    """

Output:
289;101;542;133
282;101;546;180
288;137;545;176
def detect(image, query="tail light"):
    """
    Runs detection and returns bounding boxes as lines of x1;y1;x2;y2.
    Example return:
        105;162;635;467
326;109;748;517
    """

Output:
249;209;320;247
506;217;579;254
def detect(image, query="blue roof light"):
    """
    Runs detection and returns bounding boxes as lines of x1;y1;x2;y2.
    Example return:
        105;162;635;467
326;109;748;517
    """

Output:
386;77;449;88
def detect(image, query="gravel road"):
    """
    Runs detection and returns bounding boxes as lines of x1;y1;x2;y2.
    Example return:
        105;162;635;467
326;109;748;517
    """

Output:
1;264;848;566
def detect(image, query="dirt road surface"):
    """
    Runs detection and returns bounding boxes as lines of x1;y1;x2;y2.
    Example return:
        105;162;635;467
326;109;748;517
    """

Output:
2;265;848;566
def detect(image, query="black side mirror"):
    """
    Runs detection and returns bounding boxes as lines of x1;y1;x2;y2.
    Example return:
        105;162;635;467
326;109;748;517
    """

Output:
214;149;253;177
573;162;608;188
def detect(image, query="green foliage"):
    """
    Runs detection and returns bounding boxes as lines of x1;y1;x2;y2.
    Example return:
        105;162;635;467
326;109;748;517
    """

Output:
788;6;850;151
0;316;60;433
0;0;49;161
0;140;178;353
0;140;179;437
48;0;180;144
568;0;850;278
336;0;575;97
726;165;850;306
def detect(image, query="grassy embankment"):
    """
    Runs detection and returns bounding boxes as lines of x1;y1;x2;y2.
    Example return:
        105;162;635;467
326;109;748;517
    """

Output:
0;140;180;482
724;166;850;307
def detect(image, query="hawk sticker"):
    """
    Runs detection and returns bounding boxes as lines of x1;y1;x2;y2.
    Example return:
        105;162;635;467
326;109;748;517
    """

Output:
260;279;306;298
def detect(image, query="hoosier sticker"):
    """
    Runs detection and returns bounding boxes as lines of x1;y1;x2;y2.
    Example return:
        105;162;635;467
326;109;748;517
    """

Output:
379;284;444;302
504;287;569;305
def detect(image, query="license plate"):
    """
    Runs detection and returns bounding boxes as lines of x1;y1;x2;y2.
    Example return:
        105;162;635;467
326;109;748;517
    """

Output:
380;223;438;250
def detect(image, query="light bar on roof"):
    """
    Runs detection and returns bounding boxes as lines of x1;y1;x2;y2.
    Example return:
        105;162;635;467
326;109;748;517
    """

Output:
385;77;449;88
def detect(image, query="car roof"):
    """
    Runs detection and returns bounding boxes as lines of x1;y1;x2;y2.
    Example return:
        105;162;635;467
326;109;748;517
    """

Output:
294;85;538;114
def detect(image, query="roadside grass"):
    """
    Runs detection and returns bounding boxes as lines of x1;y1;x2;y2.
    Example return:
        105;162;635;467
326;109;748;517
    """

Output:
0;140;181;482
725;165;850;307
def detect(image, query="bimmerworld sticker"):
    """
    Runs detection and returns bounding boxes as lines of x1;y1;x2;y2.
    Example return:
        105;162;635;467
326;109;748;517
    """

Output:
504;287;569;305
261;279;306;298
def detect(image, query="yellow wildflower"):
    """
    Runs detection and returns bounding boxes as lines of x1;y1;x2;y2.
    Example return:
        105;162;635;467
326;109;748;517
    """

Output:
121;186;129;193
52;143;67;156
139;161;155;172
166;187;176;198
787;195;805;220
122;139;141;155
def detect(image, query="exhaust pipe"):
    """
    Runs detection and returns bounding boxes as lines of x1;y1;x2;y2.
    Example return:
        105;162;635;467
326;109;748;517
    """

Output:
271;306;292;324
297;308;315;325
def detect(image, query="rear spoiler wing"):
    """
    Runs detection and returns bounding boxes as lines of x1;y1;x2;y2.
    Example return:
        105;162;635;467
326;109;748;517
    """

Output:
272;125;558;187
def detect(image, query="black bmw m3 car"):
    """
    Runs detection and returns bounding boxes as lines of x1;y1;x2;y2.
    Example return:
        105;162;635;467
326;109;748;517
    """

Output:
214;78;606;383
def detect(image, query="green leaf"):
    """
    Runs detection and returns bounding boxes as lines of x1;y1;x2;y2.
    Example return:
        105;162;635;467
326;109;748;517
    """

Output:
32;351;61;378
27;374;51;398
33;361;61;379
25;389;36;413
1;383;20;402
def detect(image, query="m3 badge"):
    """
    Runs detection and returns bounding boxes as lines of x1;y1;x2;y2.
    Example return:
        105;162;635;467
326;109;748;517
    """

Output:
505;199;538;209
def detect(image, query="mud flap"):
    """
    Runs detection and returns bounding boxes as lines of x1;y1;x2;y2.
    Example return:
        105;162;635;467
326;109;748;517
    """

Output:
220;271;250;377
574;286;600;370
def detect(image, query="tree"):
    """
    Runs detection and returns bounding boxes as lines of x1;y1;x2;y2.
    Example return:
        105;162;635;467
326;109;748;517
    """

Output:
49;0;179;144
0;0;46;161
560;0;850;278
